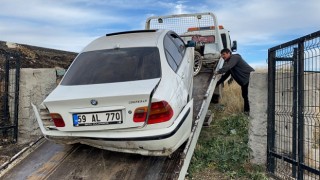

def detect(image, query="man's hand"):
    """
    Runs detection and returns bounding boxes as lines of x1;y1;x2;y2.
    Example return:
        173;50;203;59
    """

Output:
214;71;219;75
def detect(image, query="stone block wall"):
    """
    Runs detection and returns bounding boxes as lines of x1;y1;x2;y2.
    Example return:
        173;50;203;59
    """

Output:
18;68;57;144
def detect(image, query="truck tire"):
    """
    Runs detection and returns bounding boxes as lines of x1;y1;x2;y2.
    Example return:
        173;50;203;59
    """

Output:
193;51;202;76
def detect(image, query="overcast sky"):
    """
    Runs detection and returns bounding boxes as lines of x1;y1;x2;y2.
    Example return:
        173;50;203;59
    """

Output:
0;0;319;68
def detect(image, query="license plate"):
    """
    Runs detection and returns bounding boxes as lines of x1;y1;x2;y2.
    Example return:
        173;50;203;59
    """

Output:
73;110;123;126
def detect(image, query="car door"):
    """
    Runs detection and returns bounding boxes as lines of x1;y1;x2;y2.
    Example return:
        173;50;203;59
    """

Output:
172;35;193;98
163;32;191;105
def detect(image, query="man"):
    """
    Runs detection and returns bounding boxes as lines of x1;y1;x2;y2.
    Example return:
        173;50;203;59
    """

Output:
215;48;254;114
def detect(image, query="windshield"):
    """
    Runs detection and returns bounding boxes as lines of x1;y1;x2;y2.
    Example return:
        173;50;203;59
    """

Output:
192;35;215;44
61;47;161;85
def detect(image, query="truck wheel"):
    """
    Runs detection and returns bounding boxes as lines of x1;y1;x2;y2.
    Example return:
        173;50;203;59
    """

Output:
193;51;202;76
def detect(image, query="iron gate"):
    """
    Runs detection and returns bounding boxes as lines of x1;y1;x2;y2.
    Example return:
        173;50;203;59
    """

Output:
267;30;320;179
0;49;20;144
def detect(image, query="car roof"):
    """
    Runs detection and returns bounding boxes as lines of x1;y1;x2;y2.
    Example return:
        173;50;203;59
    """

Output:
82;29;169;52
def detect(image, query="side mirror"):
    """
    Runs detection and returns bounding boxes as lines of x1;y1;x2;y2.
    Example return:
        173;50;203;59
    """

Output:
231;40;237;52
186;40;196;47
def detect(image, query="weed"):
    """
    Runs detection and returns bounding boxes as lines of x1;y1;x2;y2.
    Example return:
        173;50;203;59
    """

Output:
189;114;267;179
188;81;268;179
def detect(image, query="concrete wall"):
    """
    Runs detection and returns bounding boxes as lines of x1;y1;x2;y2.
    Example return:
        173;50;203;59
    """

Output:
17;68;58;144
248;71;268;165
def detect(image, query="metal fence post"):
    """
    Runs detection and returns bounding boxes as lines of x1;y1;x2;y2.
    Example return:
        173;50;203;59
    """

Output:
292;48;298;178
297;41;305;180
3;53;10;123
267;49;276;173
13;53;20;142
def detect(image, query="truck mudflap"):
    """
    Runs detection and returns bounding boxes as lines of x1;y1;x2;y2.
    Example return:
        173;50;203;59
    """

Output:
31;99;193;156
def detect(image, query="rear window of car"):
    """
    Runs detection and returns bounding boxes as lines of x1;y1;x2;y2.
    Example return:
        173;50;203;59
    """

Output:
61;47;161;85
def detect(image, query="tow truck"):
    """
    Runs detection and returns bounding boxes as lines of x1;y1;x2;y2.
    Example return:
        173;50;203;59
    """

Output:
1;12;236;180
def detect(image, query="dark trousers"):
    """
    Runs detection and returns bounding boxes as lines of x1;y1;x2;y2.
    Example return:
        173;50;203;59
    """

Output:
241;83;250;112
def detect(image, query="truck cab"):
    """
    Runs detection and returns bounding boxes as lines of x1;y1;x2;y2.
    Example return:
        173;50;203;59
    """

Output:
182;25;236;53
181;25;237;76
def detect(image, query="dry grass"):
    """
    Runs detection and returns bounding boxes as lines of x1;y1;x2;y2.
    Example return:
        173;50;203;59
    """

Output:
219;81;243;116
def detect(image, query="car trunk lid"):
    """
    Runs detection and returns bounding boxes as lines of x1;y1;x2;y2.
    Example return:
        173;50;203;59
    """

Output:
43;78;160;131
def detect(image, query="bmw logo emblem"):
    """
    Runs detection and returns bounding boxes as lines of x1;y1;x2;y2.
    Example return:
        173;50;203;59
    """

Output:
90;99;98;106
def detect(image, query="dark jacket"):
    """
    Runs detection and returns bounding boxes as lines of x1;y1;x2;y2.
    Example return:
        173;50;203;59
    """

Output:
217;54;254;86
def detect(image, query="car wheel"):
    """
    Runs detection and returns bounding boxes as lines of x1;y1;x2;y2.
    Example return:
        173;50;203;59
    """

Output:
193;51;202;76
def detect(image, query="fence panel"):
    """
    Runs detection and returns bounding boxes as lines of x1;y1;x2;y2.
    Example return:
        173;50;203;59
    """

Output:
268;30;320;179
0;50;20;144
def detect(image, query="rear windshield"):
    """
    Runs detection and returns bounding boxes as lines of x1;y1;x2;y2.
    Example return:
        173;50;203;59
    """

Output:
61;47;161;85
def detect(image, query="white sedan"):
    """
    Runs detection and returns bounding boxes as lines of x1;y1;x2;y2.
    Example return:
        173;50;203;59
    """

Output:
32;29;194;156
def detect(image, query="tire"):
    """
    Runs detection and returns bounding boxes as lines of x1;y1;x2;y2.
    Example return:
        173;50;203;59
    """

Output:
193;51;202;76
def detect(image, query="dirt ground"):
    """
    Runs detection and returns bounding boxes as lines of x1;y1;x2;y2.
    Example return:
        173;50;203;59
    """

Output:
0;142;30;165
0;40;76;69
188;168;230;180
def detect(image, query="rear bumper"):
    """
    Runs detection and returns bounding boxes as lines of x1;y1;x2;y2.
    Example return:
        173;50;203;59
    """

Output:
32;99;193;156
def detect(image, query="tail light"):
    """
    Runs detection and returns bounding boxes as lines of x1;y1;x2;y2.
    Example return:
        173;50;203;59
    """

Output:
50;113;65;127
133;101;174;124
